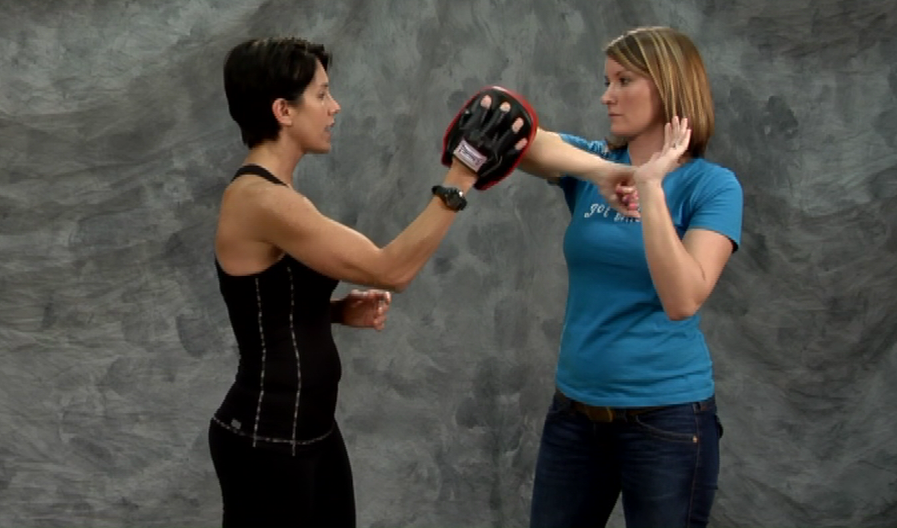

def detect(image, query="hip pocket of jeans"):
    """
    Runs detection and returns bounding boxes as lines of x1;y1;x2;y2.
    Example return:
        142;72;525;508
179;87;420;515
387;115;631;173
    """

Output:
631;409;699;444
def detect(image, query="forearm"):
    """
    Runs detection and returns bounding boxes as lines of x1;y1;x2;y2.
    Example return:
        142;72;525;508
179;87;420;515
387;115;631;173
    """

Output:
638;182;707;320
377;167;475;291
519;128;626;183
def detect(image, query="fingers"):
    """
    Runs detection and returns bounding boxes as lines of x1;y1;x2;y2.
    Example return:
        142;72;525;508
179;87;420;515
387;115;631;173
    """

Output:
377;293;391;309
513;116;528;150
361;294;389;331
476;90;531;152
607;195;640;218
469;94;495;129
493;106;528;152
370;290;391;324
600;179;640;217
480;96;512;131
671;117;681;148
349;289;391;301
661;116;689;148
617;192;640;213
372;302;388;331
665;116;690;152
618;185;638;208
369;289;391;305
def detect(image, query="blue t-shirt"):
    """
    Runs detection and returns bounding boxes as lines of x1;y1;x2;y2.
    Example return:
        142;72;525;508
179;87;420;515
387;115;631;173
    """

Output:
554;134;743;408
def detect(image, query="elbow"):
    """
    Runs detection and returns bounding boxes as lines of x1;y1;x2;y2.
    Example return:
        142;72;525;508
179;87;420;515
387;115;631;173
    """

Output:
657;283;709;321
662;299;701;321
665;308;696;321
388;278;411;293
360;251;414;292
391;271;416;292
377;268;413;293
367;276;409;293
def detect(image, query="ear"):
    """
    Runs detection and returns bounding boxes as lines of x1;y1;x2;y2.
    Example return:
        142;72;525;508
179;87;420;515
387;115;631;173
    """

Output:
271;98;293;127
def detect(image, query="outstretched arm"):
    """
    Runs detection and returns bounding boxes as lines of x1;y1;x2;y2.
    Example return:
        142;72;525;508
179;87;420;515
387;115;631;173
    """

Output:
240;162;477;293
518;127;638;215
225;90;531;293
517;128;627;182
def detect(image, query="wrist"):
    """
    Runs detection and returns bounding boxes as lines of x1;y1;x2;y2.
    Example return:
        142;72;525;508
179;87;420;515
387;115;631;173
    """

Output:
442;165;476;193
635;179;664;193
594;158;634;177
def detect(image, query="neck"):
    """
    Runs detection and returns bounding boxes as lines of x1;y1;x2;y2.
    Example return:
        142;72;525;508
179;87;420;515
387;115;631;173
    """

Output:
625;125;666;167
242;138;305;187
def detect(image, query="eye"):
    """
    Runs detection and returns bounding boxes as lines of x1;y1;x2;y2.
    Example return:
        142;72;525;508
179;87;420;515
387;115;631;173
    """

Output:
620;77;631;86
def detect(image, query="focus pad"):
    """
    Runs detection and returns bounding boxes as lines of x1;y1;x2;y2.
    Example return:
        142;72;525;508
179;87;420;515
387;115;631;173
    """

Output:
441;85;539;190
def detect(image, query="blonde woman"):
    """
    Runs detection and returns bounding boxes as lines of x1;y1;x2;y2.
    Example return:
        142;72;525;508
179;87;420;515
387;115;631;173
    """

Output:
520;26;744;527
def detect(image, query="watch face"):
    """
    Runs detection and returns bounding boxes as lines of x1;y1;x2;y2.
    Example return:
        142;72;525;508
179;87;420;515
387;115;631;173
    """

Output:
446;192;462;207
433;185;466;210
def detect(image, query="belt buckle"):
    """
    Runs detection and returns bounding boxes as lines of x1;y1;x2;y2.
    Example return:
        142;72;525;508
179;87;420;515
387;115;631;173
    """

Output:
584;404;615;423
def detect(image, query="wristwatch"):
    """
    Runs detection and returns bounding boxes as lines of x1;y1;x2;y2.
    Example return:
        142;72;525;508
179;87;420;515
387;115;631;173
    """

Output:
431;185;467;211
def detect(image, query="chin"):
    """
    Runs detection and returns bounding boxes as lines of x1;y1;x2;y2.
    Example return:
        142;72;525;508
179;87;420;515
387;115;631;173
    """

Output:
609;124;631;137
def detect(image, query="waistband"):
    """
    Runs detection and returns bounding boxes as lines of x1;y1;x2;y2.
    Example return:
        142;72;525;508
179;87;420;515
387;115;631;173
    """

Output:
554;389;663;423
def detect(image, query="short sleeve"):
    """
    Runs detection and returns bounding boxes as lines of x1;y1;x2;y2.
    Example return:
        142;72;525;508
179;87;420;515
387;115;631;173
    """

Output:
688;169;744;251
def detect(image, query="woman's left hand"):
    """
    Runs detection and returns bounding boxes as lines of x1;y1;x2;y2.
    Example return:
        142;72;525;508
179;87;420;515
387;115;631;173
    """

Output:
339;289;392;331
633;116;692;187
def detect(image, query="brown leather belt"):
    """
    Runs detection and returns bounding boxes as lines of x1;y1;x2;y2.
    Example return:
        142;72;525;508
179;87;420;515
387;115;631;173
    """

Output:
555;389;661;423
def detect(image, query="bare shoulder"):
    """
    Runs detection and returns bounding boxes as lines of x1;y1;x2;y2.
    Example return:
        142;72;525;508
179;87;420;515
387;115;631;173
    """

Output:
223;177;320;234
216;171;402;287
215;176;325;274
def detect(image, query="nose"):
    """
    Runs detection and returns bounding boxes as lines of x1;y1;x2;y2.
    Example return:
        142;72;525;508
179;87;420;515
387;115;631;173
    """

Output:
600;85;614;106
330;95;341;115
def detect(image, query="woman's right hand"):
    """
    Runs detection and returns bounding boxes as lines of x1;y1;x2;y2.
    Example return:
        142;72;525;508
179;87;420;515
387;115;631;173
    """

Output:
589;162;641;218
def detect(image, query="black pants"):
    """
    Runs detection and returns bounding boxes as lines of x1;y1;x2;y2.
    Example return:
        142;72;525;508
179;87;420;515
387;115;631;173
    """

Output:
208;420;356;528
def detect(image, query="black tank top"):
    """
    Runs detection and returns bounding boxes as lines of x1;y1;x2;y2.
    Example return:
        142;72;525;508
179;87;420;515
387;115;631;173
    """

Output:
212;164;341;455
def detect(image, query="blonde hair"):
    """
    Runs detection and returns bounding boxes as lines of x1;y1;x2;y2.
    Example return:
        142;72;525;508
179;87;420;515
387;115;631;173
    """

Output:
604;26;714;158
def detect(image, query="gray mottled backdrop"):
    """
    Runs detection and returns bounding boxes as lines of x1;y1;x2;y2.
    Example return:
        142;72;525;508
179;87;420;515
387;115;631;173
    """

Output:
1;0;895;526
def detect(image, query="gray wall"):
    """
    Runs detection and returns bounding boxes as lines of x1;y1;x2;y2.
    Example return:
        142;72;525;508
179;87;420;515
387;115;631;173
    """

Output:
1;0;895;526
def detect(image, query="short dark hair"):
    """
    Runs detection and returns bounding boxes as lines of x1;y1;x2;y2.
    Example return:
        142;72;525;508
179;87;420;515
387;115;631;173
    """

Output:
223;37;331;148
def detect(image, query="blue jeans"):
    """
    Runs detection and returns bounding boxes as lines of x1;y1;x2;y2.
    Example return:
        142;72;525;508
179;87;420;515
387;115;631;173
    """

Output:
529;391;722;528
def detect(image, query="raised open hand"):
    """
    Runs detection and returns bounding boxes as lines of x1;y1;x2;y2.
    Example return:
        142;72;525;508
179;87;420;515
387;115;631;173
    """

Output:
633;116;692;187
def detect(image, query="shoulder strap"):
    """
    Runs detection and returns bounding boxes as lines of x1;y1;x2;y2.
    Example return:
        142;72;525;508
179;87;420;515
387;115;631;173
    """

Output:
232;164;287;186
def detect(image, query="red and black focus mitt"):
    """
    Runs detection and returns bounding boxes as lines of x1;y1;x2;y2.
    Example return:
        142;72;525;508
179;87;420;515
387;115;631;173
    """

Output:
441;85;538;190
